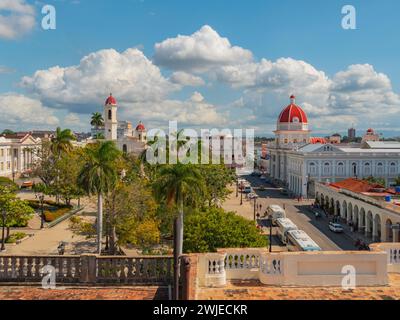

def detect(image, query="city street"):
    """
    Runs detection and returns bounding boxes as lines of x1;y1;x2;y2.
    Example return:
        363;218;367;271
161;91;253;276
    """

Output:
244;175;359;251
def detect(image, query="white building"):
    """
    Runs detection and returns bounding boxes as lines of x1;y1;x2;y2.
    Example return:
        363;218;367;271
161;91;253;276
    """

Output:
0;133;41;179
103;94;147;156
269;95;400;197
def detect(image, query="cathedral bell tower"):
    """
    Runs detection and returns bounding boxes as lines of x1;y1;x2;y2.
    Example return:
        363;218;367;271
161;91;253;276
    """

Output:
104;93;118;140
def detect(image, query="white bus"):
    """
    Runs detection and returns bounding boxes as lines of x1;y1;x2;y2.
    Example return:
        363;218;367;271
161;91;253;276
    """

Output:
276;218;298;244
286;230;321;252
266;205;286;225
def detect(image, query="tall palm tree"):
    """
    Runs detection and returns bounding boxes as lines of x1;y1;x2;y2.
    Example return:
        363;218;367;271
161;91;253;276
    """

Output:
51;127;76;158
91;112;104;129
153;163;205;255
77;141;121;254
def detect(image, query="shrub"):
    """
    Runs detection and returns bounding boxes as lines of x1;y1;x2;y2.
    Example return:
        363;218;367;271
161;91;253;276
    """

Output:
43;207;71;222
184;207;268;253
6;232;27;244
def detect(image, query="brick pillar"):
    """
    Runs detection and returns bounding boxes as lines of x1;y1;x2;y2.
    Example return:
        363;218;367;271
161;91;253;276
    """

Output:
80;254;97;284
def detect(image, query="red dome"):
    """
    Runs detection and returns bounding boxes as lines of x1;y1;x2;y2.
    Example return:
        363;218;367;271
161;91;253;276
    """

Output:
136;121;145;131
105;94;117;105
367;128;374;133
278;96;308;123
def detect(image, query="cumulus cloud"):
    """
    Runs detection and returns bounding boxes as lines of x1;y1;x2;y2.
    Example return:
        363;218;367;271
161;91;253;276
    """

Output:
121;93;225;128
170;71;205;86
0;93;59;128
0;0;35;39
21;48;178;112
154;25;253;72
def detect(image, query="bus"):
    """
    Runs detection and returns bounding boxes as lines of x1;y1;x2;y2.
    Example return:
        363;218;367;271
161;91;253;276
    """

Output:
276;218;298;244
286;230;321;252
266;205;286;225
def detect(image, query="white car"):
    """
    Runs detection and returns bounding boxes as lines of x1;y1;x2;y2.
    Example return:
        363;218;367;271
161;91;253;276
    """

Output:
329;222;344;233
247;192;258;199
243;186;252;193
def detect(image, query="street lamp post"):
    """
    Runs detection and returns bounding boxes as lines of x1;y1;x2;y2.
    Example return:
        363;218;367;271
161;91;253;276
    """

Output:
35;192;45;229
240;187;243;205
1;209;6;252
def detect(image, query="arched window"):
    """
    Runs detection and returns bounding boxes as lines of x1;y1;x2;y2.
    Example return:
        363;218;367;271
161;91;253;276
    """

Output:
352;162;357;176
309;162;316;176
390;162;397;174
377;162;384;175
122;144;127;153
284;138;288;144
364;162;371;175
337;162;344;175
323;162;330;175
108;109;112;120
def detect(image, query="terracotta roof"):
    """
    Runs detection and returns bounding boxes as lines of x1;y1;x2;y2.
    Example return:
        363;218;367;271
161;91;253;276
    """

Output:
329;178;387;193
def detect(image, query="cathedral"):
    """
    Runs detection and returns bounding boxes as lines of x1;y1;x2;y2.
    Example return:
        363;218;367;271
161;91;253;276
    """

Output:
103;94;147;156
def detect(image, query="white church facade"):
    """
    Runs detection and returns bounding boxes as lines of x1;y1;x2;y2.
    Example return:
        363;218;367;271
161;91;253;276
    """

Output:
268;96;400;197
103;94;147;156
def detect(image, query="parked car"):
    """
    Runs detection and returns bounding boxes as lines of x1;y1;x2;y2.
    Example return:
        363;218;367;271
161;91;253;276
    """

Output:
243;186;252;194
329;222;344;233
247;192;258;199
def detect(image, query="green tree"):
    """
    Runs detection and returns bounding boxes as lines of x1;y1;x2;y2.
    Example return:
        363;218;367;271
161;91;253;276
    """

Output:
0;187;34;245
363;176;386;187
51;127;76;158
1;129;15;136
184;207;268;253
153;163;205;255
77;141;121;254
90;112;104;129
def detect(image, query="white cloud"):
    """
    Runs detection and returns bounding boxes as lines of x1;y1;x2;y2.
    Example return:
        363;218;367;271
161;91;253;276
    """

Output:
170;71;205;86
0;0;35;39
154;25;253;73
0;93;59;128
121;93;225;128
21;48;178;111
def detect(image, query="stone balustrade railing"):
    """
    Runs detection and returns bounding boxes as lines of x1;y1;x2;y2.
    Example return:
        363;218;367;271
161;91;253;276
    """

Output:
197;248;389;288
0;255;173;285
371;243;400;272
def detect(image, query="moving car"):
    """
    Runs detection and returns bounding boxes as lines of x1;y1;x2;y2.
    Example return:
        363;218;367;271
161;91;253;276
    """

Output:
329;222;344;233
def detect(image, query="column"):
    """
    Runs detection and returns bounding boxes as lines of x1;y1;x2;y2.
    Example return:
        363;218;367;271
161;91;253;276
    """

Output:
372;217;379;242
365;215;371;238
393;225;400;243
358;213;363;232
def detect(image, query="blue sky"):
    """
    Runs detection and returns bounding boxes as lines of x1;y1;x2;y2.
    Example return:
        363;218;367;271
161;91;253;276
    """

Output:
1;0;400;137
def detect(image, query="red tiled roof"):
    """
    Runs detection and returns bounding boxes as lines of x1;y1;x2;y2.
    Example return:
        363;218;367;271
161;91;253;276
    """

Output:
329;178;387;193
309;137;327;144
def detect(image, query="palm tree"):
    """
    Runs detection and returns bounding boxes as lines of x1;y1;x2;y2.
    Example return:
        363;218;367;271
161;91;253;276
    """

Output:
77;141;121;254
51;127;76;158
153;163;205;255
91;112;104;129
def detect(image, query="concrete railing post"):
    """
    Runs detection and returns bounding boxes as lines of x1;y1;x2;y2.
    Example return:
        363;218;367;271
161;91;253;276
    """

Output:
80;254;97;284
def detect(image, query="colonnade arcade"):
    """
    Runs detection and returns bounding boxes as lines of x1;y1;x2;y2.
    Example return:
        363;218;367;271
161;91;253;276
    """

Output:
315;190;400;243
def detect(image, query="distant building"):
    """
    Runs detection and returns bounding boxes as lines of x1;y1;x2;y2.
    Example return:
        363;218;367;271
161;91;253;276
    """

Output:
268;95;400;197
329;133;341;144
362;128;380;143
348;127;356;140
103;94;147;156
0;133;41;178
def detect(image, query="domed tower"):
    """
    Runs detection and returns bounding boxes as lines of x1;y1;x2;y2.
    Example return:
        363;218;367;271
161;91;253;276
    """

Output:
274;95;310;148
135;121;146;142
104;93;118;140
